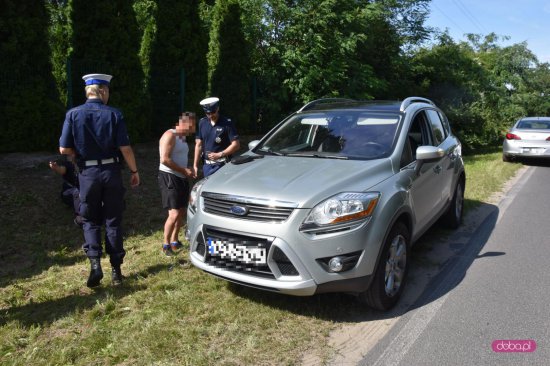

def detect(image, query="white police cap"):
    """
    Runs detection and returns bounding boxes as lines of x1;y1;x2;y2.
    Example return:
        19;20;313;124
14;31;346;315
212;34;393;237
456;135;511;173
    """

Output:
82;73;113;86
200;97;220;113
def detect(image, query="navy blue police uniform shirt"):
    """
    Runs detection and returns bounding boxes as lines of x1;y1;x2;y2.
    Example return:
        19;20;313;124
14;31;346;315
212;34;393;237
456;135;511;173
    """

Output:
59;98;130;162
197;115;239;157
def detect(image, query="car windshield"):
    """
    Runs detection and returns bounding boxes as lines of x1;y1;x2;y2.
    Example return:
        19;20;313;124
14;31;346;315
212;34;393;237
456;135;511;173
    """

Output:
516;120;550;130
255;111;401;160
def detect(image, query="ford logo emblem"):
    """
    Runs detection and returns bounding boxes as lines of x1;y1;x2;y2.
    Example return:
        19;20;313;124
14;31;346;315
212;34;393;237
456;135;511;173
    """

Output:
230;205;249;216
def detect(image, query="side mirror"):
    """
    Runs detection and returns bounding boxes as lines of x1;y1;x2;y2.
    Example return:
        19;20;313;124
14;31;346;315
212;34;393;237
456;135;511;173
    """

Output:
415;146;445;175
416;145;445;161
248;140;260;150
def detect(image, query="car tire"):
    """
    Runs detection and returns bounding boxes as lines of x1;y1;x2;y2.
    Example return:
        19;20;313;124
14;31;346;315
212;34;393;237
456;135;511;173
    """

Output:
502;154;511;162
359;222;409;311
442;179;464;229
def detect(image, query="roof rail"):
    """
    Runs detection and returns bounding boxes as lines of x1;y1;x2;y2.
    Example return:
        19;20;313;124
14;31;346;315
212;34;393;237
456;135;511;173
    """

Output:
298;98;355;112
399;97;435;112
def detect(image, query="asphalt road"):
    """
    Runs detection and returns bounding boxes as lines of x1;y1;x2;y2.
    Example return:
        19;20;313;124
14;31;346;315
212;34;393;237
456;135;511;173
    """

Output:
360;163;550;366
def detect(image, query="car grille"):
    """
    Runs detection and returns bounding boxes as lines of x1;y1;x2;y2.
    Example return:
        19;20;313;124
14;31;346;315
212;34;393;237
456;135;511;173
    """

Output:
201;192;297;222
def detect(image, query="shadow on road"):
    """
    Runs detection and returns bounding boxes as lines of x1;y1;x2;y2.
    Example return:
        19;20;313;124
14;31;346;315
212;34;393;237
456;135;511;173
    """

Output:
519;157;550;167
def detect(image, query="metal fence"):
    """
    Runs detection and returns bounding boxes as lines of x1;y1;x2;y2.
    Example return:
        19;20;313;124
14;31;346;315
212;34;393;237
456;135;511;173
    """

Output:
66;58;264;135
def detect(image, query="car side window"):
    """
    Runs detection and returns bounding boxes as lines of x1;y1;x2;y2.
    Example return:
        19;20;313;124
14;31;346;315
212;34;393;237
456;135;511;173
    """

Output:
401;111;433;166
400;135;414;168
438;111;451;135
426;109;447;146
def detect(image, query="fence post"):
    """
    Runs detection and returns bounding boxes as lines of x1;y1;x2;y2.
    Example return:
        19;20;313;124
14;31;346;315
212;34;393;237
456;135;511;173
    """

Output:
66;57;72;109
180;68;185;113
251;76;257;133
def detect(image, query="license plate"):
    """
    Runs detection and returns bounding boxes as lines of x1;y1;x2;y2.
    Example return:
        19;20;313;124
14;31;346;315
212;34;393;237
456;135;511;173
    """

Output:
207;238;267;265
523;148;543;154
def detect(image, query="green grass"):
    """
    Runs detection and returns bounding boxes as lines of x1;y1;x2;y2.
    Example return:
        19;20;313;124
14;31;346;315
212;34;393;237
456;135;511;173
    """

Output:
462;151;523;208
0;145;523;365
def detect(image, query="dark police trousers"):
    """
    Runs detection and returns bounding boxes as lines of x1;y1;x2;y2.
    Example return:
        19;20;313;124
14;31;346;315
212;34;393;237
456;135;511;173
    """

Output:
203;162;225;177
78;164;126;265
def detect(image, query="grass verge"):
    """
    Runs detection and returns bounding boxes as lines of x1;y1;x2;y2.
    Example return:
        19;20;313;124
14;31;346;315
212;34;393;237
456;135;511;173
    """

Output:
462;151;523;209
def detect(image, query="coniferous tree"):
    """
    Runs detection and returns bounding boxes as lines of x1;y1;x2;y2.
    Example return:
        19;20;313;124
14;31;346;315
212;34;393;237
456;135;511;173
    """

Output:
0;0;64;152
133;0;157;88
70;0;150;141
46;0;72;108
208;0;252;131
149;0;208;134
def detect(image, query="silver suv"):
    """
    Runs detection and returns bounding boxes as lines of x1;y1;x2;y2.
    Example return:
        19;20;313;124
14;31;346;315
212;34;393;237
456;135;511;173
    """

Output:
186;97;465;310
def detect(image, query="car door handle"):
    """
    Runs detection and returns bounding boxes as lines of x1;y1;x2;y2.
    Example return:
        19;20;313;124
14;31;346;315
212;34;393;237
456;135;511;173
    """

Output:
433;165;442;174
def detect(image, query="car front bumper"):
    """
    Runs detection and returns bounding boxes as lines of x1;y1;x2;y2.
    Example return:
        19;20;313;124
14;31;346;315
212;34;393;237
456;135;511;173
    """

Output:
186;207;384;296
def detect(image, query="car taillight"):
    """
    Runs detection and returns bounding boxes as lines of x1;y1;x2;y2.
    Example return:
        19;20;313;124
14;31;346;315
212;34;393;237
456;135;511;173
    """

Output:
546;136;550;141
506;133;521;140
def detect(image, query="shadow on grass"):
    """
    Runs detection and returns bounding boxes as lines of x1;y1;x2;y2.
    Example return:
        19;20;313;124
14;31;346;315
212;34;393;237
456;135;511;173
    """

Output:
223;200;500;324
0;143;168;287
0;263;173;328
0;283;146;327
0;142;212;287
0;173;88;288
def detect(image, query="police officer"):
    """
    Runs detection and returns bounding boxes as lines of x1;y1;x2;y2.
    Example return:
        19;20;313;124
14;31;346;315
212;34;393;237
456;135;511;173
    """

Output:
59;73;140;288
193;97;240;177
49;157;83;226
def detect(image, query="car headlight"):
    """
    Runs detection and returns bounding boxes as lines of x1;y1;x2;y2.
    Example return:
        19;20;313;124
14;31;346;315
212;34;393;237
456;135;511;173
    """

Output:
189;177;208;213
301;192;380;230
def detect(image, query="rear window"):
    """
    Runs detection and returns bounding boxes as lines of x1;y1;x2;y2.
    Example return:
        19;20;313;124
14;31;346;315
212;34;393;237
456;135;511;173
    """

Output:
516;120;550;130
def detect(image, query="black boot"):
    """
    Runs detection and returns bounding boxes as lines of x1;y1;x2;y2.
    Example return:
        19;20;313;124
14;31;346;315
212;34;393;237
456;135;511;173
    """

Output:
86;257;103;288
111;265;123;286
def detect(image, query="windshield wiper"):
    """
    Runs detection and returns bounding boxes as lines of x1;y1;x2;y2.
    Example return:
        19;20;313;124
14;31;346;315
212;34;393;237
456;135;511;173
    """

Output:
286;152;348;160
259;148;285;156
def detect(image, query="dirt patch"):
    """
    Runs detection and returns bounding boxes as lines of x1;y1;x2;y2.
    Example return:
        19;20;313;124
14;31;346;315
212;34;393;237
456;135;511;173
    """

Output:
0;152;60;169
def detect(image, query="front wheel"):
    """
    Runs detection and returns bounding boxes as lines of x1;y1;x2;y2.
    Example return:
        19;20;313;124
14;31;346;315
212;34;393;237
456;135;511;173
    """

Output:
359;222;409;311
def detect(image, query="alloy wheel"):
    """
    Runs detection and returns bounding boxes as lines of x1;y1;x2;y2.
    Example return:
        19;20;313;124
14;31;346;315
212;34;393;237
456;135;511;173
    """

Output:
384;234;407;297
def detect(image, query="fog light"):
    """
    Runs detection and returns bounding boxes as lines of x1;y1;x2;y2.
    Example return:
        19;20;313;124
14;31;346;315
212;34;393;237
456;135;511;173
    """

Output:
328;257;344;272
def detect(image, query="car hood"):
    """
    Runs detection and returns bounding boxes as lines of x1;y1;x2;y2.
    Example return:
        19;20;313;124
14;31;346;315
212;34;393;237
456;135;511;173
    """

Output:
200;156;394;208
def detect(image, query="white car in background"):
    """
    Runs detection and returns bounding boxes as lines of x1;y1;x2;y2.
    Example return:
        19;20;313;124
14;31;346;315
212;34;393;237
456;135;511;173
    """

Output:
503;117;550;162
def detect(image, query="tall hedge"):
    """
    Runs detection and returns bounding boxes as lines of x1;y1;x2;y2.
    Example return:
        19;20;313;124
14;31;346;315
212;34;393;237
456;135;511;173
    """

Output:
208;0;252;132
149;0;208;135
0;0;65;152
46;0;72;109
70;0;151;141
133;0;157;88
